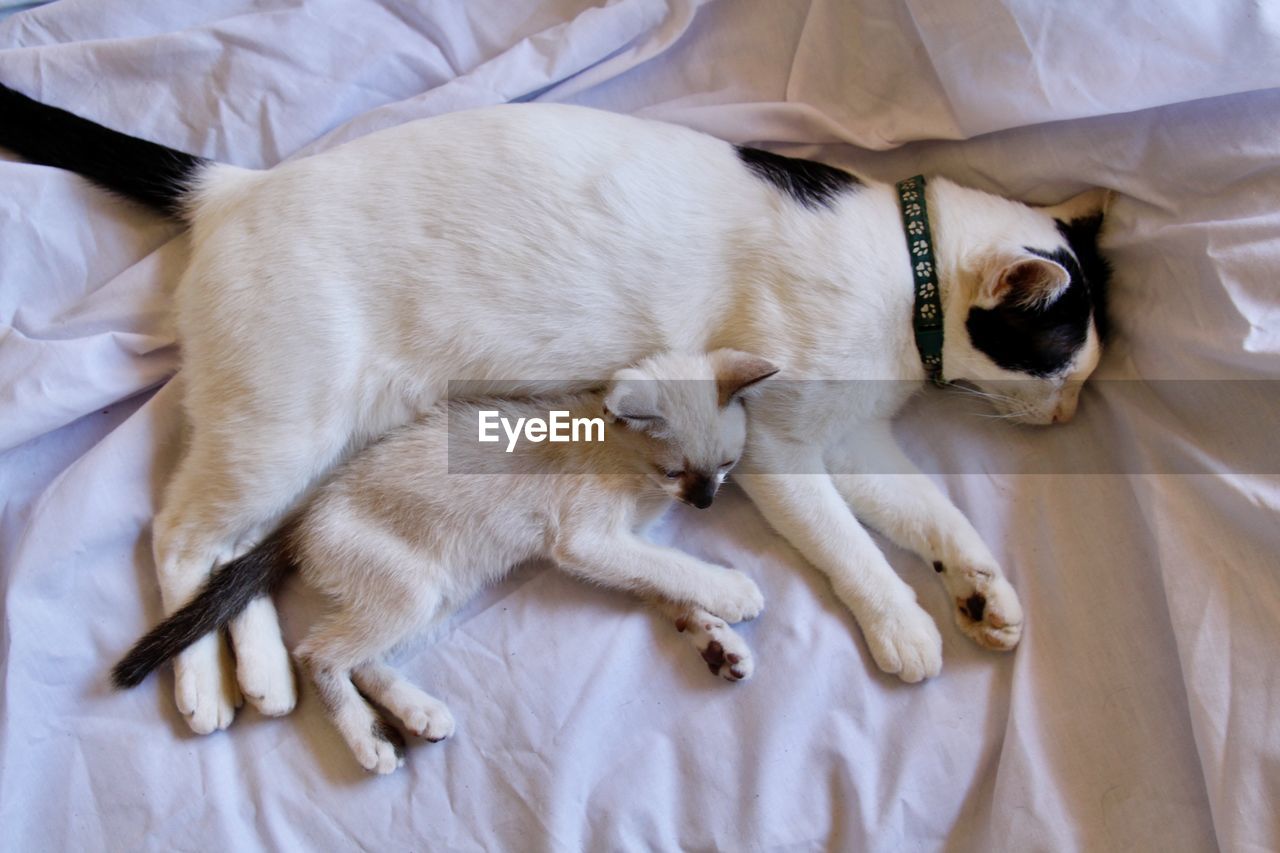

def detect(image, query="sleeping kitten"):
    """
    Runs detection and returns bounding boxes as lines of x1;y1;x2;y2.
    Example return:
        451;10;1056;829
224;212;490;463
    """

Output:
113;349;779;773
0;89;1112;732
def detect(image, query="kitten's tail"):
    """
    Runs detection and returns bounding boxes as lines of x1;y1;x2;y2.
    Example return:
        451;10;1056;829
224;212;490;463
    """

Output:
0;81;208;218
111;529;294;689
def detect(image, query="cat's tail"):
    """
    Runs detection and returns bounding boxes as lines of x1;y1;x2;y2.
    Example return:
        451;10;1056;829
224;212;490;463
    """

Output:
111;529;294;689
0;81;209;218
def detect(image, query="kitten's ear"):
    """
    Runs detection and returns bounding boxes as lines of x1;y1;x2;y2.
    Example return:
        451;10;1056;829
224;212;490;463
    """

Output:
982;255;1070;310
710;349;781;405
1039;187;1113;222
603;368;663;429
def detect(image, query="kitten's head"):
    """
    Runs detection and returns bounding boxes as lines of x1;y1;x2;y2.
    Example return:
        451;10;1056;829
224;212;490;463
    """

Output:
933;181;1113;424
603;349;780;508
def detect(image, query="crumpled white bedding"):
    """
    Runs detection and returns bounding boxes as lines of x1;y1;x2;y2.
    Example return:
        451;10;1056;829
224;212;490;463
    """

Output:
1;1;1278;849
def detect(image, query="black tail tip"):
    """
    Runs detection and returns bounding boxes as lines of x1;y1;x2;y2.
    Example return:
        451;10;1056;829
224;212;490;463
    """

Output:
110;655;154;690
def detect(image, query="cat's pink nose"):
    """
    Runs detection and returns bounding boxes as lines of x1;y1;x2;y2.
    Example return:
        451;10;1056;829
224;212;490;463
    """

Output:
1051;387;1082;423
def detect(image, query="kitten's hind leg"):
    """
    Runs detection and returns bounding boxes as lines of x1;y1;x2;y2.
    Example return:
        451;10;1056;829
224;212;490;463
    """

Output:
352;661;455;742
303;658;404;775
649;598;754;682
296;582;446;771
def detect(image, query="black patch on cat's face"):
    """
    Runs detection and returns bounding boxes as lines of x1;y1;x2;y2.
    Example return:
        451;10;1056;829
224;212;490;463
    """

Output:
965;217;1110;377
1056;214;1112;340
735;145;861;210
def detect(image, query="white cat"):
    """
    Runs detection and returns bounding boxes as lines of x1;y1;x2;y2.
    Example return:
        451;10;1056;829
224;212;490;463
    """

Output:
0;88;1112;733
112;349;779;772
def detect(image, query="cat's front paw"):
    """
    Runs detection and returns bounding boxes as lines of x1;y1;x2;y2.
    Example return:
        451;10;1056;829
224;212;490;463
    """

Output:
675;609;754;682
861;600;942;683
695;570;764;623
937;562;1023;651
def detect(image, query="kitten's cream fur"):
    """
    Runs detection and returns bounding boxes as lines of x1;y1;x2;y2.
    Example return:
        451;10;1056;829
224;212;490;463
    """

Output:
148;350;776;772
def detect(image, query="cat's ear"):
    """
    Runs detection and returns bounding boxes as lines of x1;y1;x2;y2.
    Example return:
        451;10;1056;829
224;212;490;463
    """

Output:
603;368;663;429
1039;187;1112;223
981;255;1071;310
710;349;781;404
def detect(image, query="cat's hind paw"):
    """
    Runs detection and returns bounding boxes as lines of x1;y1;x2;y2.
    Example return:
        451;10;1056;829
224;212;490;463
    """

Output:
232;601;297;717
676;610;754;682
173;633;241;734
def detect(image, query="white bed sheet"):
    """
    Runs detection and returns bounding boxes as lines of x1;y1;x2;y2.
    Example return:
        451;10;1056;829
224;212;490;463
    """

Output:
1;1;1277;849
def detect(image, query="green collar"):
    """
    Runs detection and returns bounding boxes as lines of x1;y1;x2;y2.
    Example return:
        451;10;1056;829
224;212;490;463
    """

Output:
895;175;945;385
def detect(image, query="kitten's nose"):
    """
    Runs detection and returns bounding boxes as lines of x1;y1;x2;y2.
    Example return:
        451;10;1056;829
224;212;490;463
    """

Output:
684;476;716;509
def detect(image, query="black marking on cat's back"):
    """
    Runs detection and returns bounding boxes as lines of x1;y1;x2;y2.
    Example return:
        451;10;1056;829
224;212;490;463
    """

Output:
734;145;861;210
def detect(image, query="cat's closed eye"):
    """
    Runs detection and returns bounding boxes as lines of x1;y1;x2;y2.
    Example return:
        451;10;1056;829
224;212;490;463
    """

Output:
663;469;684;479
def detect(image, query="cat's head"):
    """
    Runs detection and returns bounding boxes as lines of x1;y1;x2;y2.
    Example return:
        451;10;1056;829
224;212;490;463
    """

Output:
603;349;780;508
932;181;1113;424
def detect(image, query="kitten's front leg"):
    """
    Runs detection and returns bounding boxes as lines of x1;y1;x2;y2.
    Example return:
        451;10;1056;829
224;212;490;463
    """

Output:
555;531;764;624
829;424;1022;650
735;434;942;683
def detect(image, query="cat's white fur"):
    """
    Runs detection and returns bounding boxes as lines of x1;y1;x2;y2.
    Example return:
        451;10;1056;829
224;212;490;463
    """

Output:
283;349;771;773
153;103;1105;732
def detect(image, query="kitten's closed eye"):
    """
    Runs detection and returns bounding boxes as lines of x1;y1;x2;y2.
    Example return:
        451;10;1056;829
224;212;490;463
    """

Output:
663;469;684;479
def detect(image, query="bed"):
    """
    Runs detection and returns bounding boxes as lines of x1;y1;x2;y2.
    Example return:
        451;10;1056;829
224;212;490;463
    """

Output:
1;1;1277;849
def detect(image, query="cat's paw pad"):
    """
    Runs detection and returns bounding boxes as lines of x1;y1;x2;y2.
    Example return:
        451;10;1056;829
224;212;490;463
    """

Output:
353;720;405;775
400;700;455;743
697;570;764;623
676;613;754;682
174;635;241;734
234;636;297;717
942;564;1023;651
862;602;942;683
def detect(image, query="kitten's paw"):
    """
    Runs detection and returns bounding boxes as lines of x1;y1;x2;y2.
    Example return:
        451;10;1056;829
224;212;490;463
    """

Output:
939;562;1024;651
395;696;455;743
676;611;754;682
861;601;942;683
696;570;764;623
351;665;455;744
173;634;241;734
351;719;405;775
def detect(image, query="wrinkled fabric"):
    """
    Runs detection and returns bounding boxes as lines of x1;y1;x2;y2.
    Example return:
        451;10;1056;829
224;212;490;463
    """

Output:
1;1;1277;850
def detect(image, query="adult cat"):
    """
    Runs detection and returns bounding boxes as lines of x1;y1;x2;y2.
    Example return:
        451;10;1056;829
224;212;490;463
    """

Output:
0;86;1110;734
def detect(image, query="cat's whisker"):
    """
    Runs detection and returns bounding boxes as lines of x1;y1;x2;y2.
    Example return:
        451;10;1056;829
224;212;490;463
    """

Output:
950;384;1021;406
